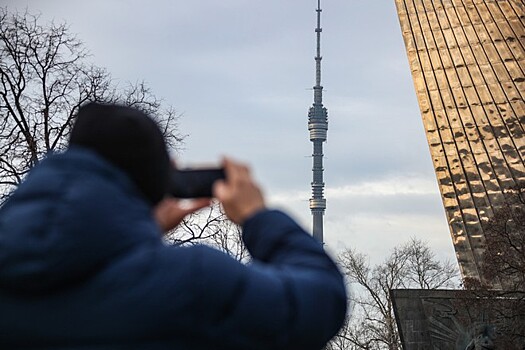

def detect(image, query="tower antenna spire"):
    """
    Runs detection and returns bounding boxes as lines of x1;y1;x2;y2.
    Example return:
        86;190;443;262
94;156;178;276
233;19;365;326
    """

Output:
308;0;328;242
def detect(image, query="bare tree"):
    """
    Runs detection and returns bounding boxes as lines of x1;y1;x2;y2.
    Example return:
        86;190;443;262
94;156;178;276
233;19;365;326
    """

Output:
333;238;459;350
0;7;183;199
480;202;525;291
205;209;249;263
0;7;249;262
165;203;250;262
457;187;525;348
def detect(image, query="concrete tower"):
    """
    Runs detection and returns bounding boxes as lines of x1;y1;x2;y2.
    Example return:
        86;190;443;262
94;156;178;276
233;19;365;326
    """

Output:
308;0;328;242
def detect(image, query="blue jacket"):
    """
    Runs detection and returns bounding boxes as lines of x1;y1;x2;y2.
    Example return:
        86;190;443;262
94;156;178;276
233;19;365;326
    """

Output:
0;148;347;349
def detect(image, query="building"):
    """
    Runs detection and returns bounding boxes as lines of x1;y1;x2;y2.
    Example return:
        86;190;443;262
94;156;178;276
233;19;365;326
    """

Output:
394;0;525;283
308;0;329;243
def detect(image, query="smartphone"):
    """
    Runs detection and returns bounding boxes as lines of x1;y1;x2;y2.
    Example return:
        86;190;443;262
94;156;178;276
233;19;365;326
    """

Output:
168;168;225;198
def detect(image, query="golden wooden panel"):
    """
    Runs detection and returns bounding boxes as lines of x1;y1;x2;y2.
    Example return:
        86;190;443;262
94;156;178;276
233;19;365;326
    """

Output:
457;66;474;87
492;60;512;82
457;107;478;127
487;83;509;104
499;2;518;20
440;50;455;70
422;111;438;131
429;90;446;110
465;5;483;25
455;6;471;27
470;44;490;64
478;64;499;85
447;109;463;128
445;6;462;28
486;2;506;22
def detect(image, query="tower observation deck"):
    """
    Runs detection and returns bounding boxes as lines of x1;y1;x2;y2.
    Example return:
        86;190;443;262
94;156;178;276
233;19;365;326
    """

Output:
308;0;328;242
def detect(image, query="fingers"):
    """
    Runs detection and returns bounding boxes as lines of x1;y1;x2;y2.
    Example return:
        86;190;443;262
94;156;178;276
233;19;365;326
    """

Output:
184;198;212;213
213;157;265;225
154;198;211;233
213;180;227;201
157;156;265;228
213;157;238;202
228;160;250;184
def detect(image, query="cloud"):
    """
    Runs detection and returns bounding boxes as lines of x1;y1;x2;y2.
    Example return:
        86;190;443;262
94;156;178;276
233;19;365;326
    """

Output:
327;176;438;197
268;174;444;220
267;175;456;265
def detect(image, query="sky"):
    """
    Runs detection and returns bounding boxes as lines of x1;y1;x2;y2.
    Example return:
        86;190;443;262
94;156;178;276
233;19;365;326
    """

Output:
5;0;458;266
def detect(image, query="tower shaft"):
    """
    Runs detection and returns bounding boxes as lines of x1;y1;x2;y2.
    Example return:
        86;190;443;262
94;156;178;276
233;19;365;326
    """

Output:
308;0;328;242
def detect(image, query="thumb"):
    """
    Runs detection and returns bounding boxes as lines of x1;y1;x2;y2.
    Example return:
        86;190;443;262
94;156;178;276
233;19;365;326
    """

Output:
184;198;212;213
213;180;227;200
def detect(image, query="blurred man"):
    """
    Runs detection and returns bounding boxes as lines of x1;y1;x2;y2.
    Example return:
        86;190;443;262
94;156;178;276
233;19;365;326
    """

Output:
0;102;346;349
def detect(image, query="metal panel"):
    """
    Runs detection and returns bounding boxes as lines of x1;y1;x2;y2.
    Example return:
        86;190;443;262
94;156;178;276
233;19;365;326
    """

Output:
394;0;525;284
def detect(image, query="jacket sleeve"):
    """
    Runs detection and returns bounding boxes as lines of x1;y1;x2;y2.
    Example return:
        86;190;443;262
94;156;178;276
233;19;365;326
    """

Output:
194;209;347;350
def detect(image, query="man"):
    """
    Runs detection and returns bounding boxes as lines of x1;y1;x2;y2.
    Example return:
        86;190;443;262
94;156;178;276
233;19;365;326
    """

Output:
0;103;347;349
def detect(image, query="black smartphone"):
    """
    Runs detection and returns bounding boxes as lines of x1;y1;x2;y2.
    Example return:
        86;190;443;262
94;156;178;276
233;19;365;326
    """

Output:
168;168;225;198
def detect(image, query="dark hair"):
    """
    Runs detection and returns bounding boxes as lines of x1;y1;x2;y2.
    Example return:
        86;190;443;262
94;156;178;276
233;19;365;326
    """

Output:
69;102;171;205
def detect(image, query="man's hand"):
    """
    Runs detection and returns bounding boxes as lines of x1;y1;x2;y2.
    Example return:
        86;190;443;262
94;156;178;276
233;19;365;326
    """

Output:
213;158;265;225
154;198;211;233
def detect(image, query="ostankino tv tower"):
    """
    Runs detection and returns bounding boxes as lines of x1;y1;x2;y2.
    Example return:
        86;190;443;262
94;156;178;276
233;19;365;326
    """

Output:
308;0;328;243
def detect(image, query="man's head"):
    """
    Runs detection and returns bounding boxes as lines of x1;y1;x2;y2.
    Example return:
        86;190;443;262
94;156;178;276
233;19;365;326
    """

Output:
69;102;171;205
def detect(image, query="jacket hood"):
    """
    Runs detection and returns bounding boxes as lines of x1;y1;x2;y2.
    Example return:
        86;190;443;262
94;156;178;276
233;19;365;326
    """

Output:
0;148;161;294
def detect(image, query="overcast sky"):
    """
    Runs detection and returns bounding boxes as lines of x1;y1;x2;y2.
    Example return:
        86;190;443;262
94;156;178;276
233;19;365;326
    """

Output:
6;0;458;266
